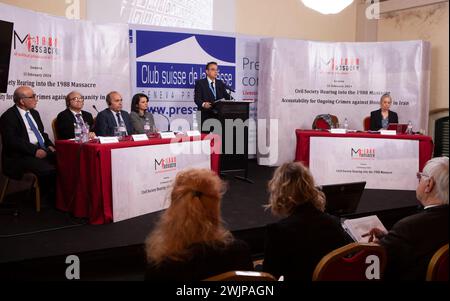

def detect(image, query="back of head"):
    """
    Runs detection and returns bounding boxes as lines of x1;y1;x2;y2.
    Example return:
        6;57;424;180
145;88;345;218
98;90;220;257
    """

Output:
145;168;233;264
423;157;449;205
267;162;325;216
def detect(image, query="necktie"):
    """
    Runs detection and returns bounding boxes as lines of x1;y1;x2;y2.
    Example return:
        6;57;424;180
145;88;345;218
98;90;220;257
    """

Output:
75;113;84;126
25;112;46;149
210;81;216;99
116;112;122;126
116;112;127;134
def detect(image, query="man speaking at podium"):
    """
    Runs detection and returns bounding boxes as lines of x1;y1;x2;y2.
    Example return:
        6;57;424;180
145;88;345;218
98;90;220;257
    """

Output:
194;62;231;133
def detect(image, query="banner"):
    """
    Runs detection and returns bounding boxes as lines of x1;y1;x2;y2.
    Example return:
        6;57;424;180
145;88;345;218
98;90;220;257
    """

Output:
257;38;431;166
0;3;130;141
111;140;211;222
129;26;261;154
309;137;419;190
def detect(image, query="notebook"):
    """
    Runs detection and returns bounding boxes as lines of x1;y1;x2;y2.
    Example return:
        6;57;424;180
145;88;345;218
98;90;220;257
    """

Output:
341;215;387;243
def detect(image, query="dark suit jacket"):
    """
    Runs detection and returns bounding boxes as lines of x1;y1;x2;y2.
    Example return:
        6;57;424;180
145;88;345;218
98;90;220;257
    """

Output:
194;78;231;132
194;78;231;109
263;202;352;281
55;109;94;140
370;109;398;131
380;205;449;280
94;109;132;137
145;239;253;281
0;105;54;179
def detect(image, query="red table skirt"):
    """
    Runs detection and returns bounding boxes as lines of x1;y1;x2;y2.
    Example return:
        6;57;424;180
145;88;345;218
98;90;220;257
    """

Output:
56;134;220;224
295;130;434;171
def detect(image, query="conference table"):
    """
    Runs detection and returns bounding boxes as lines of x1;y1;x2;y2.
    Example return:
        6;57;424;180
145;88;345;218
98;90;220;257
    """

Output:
295;130;434;171
55;134;220;225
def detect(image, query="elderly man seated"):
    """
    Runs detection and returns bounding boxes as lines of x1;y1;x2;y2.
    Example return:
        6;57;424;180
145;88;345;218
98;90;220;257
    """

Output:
365;157;449;280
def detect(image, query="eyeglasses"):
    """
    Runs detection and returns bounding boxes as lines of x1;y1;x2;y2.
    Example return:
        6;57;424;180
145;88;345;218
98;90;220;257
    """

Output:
416;172;430;180
22;94;37;100
70;96;84;102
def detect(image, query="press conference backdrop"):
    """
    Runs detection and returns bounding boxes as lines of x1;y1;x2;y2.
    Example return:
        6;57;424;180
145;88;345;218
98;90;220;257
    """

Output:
0;20;13;93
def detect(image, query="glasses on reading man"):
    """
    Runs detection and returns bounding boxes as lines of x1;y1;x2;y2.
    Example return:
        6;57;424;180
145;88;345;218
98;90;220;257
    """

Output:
416;172;430;180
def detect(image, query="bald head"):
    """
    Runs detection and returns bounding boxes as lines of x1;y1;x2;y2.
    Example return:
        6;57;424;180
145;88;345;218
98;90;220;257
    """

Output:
106;91;123;112
13;86;38;110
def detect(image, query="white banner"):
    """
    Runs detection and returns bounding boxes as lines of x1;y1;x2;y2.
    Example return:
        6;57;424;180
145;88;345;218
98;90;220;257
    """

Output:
309;137;419;190
0;3;130;141
257;38;431;166
111;140;211;222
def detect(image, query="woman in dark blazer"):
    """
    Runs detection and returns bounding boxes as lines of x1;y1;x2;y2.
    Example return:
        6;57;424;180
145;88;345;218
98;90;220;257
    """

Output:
370;93;398;131
263;162;352;281
145;169;253;281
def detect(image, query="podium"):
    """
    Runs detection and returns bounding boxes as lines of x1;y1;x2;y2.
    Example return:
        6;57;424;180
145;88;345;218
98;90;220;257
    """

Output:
213;100;254;183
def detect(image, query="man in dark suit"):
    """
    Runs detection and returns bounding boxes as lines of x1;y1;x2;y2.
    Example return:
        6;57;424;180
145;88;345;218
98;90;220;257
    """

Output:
94;91;132;136
194;62;231;133
365;157;449;280
0;86;56;203
370;93;399;131
55;91;95;140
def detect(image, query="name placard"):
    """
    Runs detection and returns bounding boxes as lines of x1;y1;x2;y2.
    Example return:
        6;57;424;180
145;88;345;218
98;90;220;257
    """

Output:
159;132;176;139
132;134;148;141
99;137;119;144
380;130;397;136
186;130;201;137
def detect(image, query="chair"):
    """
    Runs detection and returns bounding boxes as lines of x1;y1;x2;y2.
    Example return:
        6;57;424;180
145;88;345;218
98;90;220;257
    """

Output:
312;114;339;130
426;244;449;281
434;116;449;157
51;118;58;140
363;116;371;131
0;134;41;212
312;243;386;281
204;271;276;281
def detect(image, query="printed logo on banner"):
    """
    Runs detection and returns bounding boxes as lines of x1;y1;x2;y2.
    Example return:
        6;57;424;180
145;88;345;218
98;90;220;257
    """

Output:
154;156;177;173
351;148;376;160
13;30;60;59
135;30;235;89
320;57;360;74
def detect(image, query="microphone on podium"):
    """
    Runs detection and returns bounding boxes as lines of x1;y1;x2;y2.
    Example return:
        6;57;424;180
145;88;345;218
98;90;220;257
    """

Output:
224;84;235;100
92;105;99;113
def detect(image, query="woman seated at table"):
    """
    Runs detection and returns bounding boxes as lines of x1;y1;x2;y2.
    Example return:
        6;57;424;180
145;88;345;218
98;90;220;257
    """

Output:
144;168;253;281
370;93;399;131
262;162;352;281
130;93;155;134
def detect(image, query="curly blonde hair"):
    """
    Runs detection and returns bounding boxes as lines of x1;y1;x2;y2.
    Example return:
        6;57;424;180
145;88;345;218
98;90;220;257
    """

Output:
145;168;233;264
266;162;325;216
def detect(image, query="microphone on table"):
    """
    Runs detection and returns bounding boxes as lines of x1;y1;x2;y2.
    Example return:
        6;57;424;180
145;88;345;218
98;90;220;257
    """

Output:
153;111;171;131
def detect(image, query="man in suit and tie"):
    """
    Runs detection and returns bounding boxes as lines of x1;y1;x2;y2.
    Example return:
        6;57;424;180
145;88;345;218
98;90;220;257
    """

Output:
0;86;56;204
365;157;449;280
194;62;231;133
55;91;96;140
94;91;132;137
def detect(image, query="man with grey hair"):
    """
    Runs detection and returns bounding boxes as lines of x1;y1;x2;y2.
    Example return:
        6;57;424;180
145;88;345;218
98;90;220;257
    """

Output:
0;86;56;205
365;157;449;280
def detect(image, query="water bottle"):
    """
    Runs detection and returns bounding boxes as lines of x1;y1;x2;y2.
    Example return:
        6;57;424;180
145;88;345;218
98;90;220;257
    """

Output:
144;117;151;134
81;123;89;143
406;120;413;135
119;120;127;138
344;118;349;131
74;122;82;143
192;111;199;131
